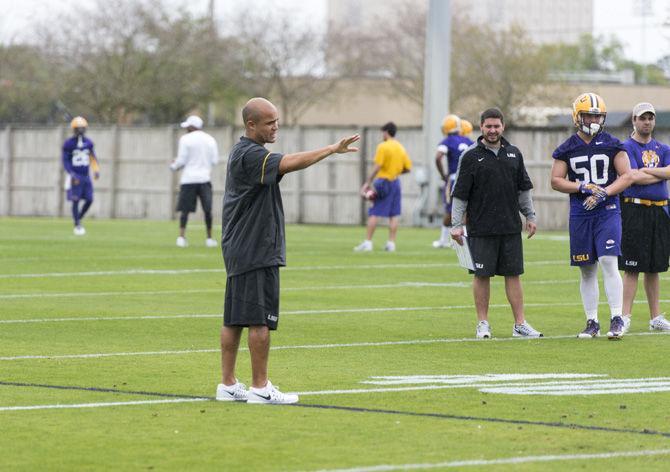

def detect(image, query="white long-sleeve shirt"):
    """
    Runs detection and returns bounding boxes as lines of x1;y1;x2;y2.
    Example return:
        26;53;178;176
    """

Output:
170;130;219;184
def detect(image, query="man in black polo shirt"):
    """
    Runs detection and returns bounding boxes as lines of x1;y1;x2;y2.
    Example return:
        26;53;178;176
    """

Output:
450;107;542;339
215;97;359;404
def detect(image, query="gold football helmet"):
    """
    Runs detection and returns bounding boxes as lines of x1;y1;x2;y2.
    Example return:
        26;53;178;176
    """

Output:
572;93;606;136
441;114;461;135
70;116;88;129
460;119;473;136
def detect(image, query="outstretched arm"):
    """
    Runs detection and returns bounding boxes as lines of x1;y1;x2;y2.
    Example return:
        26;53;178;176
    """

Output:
278;134;359;175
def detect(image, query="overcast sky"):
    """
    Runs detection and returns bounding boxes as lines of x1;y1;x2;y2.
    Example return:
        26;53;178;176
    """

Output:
0;0;668;64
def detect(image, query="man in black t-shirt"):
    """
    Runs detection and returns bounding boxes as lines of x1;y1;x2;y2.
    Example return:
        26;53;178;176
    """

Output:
215;97;359;404
450;108;542;340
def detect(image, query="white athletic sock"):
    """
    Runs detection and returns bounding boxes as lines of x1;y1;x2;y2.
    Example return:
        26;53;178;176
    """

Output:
599;255;623;317
579;264;599;320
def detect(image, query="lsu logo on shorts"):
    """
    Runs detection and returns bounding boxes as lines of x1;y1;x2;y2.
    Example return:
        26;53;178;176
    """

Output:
572;254;590;263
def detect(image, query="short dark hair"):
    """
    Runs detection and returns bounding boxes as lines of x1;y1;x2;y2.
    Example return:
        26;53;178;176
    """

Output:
381;121;397;137
480;108;504;125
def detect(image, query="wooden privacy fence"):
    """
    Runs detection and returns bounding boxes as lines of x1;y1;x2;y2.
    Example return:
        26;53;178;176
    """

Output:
2;125;668;230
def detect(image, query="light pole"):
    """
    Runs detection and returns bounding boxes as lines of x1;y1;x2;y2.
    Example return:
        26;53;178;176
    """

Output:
420;0;451;226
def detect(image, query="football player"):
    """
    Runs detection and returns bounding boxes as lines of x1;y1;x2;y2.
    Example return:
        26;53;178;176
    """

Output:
619;102;670;332
62;116;99;235
550;93;633;339
432;114;473;248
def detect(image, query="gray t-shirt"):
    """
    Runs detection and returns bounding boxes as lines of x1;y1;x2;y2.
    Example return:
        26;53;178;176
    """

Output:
221;136;285;276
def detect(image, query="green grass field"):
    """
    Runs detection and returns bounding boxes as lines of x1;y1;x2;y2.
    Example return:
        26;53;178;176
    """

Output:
1;217;670;471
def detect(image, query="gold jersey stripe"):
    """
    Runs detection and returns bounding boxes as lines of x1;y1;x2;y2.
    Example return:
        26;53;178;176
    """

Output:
260;152;271;184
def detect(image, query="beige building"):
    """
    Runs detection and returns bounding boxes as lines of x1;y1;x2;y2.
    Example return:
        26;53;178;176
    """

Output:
287;78;670;127
454;0;592;45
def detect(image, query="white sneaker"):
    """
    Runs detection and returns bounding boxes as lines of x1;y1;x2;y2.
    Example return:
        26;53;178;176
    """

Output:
384;241;396;252
205;238;218;248
650;314;670;331
247;380;299;404
176;236;188;248
622;315;631;334
432;239;451;248
353;240;373;252
73;226;86;236
215;381;248;402
513;321;543;338
476;320;491;339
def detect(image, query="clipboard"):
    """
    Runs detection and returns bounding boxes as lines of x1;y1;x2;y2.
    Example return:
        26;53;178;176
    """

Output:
454;235;474;270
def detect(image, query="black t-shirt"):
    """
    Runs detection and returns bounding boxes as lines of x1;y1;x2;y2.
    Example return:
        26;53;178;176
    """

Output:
221;136;285;276
452;136;533;237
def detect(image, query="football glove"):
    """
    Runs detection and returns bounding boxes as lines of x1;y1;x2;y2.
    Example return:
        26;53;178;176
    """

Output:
579;183;607;198
583;193;607;211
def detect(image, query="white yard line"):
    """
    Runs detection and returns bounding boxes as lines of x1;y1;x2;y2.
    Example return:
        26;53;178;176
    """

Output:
0;260;574;279
0;279;645;300
295;377;670;397
1;332;667;362
0;398;208;412
3;299;668;324
313;449;670;471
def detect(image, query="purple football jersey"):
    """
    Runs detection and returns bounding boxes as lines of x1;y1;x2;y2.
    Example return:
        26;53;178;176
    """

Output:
622;138;670;201
62;135;96;180
552;131;625;218
437;135;473;175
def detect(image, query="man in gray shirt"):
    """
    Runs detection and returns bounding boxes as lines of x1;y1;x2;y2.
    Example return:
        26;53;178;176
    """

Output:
216;97;359;404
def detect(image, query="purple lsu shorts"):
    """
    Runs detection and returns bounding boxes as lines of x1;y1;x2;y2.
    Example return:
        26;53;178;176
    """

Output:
67;177;94;202
369;178;401;218
569;209;621;266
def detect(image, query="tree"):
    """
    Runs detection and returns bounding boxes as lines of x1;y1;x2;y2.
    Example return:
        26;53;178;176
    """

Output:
326;0;426;106
229;7;339;126
0;45;58;123
327;2;551;124
450;22;550;122
34;0;248;124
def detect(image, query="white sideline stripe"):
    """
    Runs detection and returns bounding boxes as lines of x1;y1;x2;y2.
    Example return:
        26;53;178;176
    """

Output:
0;261;570;279
8;282;670;300
4;298;669;324
294;377;670;397
0;289;219;300
2;331;667;361
0;398;208;412
314;449;670;471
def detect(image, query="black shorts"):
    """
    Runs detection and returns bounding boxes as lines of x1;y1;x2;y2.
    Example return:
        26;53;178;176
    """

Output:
224;266;280;330
619;202;670;273
468;233;524;277
176;182;212;213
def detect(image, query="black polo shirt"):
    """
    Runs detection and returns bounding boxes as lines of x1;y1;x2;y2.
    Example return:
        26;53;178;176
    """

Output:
221;136;285;276
452;136;533;237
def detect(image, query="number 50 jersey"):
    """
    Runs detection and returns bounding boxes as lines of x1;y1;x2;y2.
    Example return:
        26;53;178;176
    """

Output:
552;131;625;218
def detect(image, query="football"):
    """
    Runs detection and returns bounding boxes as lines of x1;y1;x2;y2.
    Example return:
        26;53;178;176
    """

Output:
362;189;377;201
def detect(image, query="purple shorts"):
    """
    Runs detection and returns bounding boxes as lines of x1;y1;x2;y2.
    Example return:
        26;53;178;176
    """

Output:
569;210;621;266
369;178;401;218
67;177;94;202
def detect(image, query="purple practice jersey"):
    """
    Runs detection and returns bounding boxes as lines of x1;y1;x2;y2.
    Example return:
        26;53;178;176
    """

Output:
62;135;95;180
437;134;473;175
622;138;670;201
552;131;625;218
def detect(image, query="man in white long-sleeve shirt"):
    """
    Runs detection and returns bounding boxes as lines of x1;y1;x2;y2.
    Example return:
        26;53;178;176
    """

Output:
170;115;220;247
